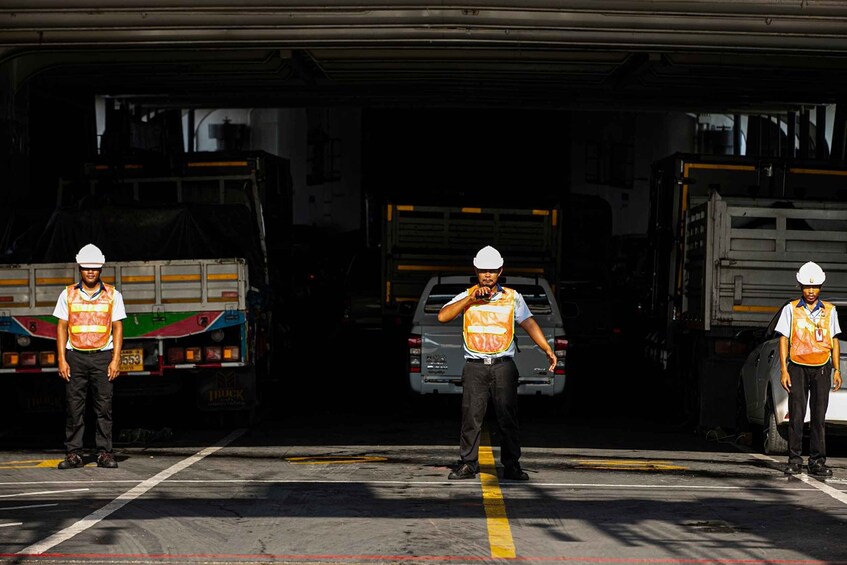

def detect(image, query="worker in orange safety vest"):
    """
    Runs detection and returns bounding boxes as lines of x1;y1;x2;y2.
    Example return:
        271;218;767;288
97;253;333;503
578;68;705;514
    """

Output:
53;244;127;470
438;245;556;481
775;261;842;477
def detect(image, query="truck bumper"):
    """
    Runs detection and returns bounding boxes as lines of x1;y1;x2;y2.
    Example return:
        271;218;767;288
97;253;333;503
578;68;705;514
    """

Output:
410;375;565;396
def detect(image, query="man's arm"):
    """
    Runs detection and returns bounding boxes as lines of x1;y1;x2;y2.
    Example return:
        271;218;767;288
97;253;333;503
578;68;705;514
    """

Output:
518;317;556;372
57;319;70;382
108;321;123;381
779;335;791;392
832;337;842;391
438;286;489;323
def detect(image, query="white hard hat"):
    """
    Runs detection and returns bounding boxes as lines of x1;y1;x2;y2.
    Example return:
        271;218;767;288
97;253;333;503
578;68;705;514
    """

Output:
473;246;504;270
796;261;826;286
76;243;106;269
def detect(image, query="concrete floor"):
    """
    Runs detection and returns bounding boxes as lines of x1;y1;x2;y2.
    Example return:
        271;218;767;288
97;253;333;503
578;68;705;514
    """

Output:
1;334;845;563
0;413;845;563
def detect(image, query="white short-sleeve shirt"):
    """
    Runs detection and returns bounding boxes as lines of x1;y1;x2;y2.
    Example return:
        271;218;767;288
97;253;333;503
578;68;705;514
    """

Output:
53;283;127;351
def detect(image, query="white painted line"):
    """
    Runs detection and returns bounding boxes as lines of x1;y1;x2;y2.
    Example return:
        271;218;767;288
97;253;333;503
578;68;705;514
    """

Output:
18;428;246;556
0;504;59;511
0;480;141;486
751;452;847;504
0;488;88;499
0;523;23;528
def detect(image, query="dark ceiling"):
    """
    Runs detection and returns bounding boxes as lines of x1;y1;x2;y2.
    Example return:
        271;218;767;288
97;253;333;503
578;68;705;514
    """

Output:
3;1;847;112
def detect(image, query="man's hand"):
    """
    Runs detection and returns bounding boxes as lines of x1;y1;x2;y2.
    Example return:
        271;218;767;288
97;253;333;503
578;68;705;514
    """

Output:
780;369;791;392
544;349;557;372
107;358;121;381
834;369;842;391
470;285;493;301
58;359;70;382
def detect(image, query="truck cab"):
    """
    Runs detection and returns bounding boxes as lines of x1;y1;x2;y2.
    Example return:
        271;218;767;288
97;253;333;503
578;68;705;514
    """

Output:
407;275;568;396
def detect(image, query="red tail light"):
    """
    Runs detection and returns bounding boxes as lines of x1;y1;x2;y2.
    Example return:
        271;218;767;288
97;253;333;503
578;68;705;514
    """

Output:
205;346;223;361
554;337;568;375
20;352;37;367
167;348;185;364
408;334;422;373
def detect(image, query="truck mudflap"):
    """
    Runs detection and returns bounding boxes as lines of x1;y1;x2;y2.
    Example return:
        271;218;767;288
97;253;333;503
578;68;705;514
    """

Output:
196;367;256;411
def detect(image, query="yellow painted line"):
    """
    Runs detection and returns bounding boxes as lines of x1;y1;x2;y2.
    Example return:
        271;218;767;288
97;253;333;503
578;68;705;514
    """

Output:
207;273;238;281
479;429;516;559
0;459;63;469
687;163;757;172
461;207;482;214
732;305;780;313
161;298;202;304
395;205;414;212
573;459;687;471
123;299;156;305
122;276;155;283
790;167;847;177
285;456;387;465
552;209;558;227
35;278;74;285
161;274;201;282
186;161;249;168
0;279;28;286
531;209;550;216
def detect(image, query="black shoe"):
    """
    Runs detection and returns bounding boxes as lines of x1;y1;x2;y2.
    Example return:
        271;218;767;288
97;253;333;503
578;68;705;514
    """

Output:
58;452;84;469
97;451;118;469
503;465;529;481
808;462;832;477
784;463;803;475
448;463;478;480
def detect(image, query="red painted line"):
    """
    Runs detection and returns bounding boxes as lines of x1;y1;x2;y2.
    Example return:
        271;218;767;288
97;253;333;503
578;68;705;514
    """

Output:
3;554;843;564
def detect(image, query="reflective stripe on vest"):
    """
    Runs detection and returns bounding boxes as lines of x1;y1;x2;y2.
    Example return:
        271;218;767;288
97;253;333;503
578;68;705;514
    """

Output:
463;287;515;354
67;283;115;351
789;300;834;366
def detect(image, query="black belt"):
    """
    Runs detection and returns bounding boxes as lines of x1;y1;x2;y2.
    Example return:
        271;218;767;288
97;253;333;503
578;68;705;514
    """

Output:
70;349;109;355
466;357;513;365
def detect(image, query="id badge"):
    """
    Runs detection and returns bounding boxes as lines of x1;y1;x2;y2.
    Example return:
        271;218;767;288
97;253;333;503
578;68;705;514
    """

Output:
815;328;824;342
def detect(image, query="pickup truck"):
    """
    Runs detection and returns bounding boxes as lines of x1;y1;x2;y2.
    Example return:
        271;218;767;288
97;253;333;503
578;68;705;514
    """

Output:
407;275;568;396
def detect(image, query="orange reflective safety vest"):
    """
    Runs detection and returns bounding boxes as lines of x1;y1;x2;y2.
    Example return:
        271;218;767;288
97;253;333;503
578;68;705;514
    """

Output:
789;299;835;367
66;282;115;351
463;287;516;355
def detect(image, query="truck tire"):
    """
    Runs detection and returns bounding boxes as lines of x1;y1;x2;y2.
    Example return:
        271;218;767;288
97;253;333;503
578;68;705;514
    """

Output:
763;393;789;455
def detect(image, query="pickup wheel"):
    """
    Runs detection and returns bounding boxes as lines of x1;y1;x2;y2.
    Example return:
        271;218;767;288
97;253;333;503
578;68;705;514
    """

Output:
763;392;789;455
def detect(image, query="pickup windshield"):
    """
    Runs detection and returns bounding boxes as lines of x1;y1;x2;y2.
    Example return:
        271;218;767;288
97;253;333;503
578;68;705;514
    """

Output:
424;284;552;315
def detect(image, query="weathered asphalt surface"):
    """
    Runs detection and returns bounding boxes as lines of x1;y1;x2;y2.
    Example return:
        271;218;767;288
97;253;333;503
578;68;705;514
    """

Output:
0;334;845;564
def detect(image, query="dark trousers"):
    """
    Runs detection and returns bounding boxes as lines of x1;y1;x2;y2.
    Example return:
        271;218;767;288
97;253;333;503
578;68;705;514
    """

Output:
64;350;114;454
787;361;831;466
458;358;520;468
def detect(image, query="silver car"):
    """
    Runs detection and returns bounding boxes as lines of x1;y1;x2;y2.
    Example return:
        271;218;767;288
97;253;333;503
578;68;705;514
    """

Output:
407;275;568;396
739;300;847;454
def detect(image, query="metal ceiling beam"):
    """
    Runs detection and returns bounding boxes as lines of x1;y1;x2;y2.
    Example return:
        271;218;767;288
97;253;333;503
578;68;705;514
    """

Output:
3;2;847;56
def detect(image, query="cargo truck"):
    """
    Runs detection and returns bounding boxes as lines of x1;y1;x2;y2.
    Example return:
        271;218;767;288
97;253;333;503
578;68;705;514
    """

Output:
382;203;562;327
0;151;291;418
646;153;847;429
